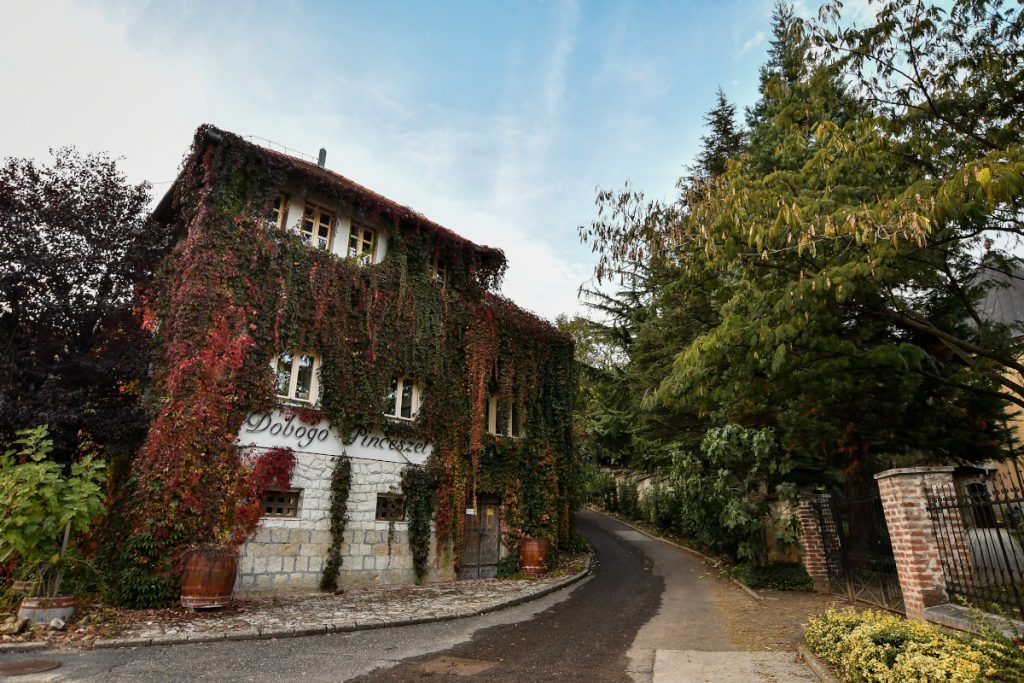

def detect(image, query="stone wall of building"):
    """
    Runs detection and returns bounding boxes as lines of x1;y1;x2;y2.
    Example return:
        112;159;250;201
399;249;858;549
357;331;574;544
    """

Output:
235;453;453;594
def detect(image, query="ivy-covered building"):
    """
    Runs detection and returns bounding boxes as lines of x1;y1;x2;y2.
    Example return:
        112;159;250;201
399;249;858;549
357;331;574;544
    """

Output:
132;125;577;598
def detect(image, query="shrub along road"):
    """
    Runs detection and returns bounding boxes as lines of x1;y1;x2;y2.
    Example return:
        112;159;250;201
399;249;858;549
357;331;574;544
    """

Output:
1;511;827;681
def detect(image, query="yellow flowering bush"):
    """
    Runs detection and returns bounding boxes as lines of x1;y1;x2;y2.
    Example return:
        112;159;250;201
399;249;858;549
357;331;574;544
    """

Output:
805;609;1022;682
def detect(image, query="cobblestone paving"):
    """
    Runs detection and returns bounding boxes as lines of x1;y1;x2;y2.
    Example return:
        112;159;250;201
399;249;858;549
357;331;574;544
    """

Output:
0;554;587;650
122;574;580;640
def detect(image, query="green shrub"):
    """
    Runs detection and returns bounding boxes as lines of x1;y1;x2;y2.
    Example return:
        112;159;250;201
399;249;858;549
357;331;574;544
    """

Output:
563;527;590;553
805;608;1023;682
495;554;521;579
0;426;106;598
583;462;617;510
730;562;813;592
642;482;679;533
617;478;641;520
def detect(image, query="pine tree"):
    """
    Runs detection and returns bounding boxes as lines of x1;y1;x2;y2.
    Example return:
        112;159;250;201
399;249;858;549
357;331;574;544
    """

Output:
686;88;744;186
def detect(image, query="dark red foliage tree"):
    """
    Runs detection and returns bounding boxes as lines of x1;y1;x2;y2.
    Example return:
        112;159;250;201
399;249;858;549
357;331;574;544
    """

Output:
0;147;173;462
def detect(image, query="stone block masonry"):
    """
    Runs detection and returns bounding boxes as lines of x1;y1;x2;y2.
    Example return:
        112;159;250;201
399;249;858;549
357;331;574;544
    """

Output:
235;453;454;594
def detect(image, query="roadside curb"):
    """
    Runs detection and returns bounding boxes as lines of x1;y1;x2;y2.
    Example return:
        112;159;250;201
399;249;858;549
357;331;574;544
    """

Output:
585;506;763;600
799;647;838;682
0;556;591;653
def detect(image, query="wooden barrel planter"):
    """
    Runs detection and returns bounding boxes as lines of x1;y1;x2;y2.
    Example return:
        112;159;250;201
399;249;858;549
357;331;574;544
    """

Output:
18;596;75;625
518;538;550;576
180;546;239;609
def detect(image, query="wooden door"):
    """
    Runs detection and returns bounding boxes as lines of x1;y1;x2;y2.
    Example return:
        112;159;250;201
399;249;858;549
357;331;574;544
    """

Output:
459;496;501;579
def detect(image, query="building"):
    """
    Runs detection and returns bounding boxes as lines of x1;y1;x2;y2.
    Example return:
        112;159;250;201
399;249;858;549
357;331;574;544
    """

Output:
133;125;577;597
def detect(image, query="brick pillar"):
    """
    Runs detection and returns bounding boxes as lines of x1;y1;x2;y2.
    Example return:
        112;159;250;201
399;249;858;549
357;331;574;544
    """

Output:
797;496;832;593
875;466;956;620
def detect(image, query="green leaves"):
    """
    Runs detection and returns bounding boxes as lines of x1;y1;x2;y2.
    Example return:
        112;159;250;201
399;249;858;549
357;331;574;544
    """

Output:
0;425;106;567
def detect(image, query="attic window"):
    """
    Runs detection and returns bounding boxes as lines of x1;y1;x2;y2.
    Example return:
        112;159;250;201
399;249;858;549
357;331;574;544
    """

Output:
348;225;377;264
301;203;333;251
265;192;289;231
431;254;448;287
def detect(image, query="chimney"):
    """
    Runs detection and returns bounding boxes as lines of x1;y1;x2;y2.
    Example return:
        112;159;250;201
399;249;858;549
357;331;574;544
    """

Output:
318;148;327;168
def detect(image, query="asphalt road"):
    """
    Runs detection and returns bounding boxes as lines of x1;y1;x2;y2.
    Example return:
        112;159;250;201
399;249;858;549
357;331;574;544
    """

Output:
0;510;729;682
349;510;665;682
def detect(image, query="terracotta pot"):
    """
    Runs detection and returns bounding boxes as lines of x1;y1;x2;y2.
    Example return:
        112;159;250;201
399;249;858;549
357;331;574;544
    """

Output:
518;538;550;576
180;546;239;609
18;595;75;625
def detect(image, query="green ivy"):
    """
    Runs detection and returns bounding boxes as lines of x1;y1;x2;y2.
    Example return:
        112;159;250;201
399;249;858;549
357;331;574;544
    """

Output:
320;457;351;591
401;465;436;583
0;426;106;598
120;127;578;602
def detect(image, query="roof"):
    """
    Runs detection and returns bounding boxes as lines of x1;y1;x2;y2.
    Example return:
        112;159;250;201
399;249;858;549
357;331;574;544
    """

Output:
158;125;506;270
976;265;1024;331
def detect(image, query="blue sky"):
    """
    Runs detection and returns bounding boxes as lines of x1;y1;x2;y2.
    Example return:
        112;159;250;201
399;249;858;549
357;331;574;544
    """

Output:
0;0;832;319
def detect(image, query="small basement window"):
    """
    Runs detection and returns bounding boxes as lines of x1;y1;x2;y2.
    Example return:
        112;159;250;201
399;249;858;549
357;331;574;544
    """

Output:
263;489;300;517
375;493;406;521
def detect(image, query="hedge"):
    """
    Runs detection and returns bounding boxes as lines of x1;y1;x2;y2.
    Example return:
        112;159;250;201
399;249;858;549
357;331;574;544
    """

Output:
805;608;1024;682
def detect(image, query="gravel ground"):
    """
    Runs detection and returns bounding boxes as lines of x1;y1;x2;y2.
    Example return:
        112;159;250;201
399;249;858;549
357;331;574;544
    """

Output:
707;578;855;651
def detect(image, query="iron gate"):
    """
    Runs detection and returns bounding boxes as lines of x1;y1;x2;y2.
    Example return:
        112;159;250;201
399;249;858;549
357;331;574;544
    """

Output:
811;486;904;613
926;462;1024;621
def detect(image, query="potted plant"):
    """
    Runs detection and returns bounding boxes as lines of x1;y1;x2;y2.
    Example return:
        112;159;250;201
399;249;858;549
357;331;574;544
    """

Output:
517;536;550;576
179;445;295;608
0;426;105;624
517;465;555;576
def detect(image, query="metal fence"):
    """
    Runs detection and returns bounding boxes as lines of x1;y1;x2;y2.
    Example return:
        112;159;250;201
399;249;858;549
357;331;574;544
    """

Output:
926;463;1024;621
811;487;904;613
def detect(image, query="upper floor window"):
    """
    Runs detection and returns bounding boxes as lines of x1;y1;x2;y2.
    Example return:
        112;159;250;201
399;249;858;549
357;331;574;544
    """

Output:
301;204;334;251
276;352;319;403
431;254;448;288
266;192;289;231
385;377;419;420
486;395;523;437
348;225;377;264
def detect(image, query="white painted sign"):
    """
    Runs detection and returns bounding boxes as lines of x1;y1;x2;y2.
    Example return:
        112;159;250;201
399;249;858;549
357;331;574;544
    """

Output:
237;410;431;465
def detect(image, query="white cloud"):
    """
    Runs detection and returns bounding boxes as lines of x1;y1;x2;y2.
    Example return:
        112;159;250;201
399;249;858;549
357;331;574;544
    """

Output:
737;30;766;57
0;0;592;321
0;1;211;187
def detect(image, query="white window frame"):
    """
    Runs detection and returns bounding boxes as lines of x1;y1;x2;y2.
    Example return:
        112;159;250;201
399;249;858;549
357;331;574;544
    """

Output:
300;203;334;251
431;253;448;288
486;395;523;437
385;377;420;420
274;352;321;404
348;223;378;264
266;192;290;231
